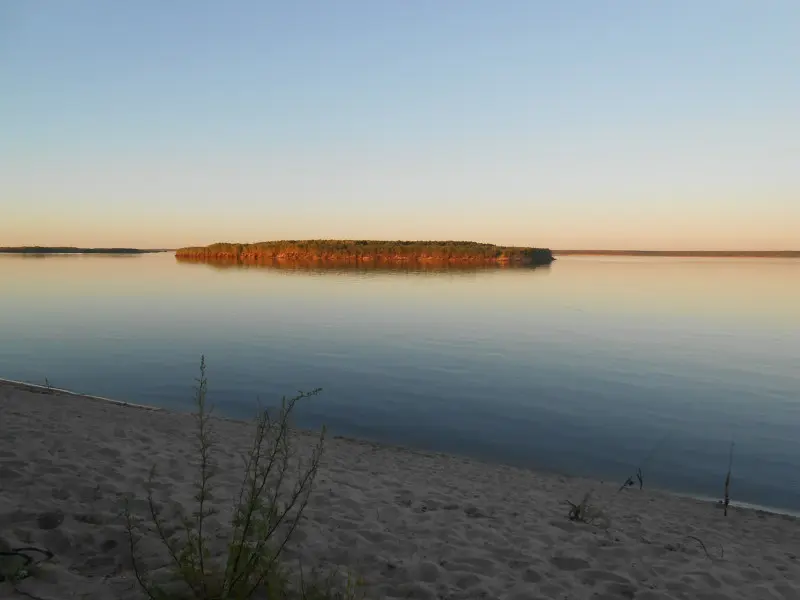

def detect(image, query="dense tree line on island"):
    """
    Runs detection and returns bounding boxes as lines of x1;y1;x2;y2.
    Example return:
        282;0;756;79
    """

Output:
174;240;555;265
554;250;800;258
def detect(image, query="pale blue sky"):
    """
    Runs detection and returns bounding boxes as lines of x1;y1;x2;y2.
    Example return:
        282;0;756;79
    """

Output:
1;1;798;249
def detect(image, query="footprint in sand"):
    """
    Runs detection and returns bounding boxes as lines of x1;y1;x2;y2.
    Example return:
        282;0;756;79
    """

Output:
416;561;440;583
0;466;23;480
37;510;65;530
580;569;633;586
74;513;106;526
395;492;414;507
453;571;483;589
550;555;590;571
522;567;542;583
51;487;71;501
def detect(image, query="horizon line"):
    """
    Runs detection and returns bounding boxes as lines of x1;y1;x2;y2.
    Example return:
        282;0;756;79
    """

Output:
3;244;799;255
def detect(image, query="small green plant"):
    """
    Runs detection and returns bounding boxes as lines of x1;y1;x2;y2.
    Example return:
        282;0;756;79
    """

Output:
0;546;55;600
0;553;29;583
565;491;609;528
123;357;357;599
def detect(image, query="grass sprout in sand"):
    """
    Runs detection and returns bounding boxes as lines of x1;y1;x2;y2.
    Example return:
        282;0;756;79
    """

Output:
123;357;363;600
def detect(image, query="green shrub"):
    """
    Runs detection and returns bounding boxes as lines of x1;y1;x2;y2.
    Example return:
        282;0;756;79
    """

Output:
123;357;363;599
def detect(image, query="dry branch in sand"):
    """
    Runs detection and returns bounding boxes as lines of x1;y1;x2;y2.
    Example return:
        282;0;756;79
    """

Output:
565;491;610;528
723;442;734;517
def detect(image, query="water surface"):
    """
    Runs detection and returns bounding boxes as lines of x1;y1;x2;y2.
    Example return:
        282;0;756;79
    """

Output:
1;253;798;511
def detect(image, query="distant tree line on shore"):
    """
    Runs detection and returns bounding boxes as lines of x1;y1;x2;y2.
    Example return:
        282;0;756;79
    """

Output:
174;240;555;265
0;247;169;254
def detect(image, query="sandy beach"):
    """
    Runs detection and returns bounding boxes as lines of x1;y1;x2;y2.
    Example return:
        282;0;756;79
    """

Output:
1;380;798;600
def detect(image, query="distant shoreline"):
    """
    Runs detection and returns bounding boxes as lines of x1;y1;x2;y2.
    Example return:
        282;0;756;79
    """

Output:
0;247;171;255
4;247;796;259
554;250;800;258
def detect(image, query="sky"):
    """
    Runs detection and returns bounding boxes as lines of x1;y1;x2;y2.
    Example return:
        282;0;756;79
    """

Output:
1;1;798;250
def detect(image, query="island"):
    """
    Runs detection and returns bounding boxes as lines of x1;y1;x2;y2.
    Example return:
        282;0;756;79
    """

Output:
553;250;800;258
0;247;170;254
175;240;555;265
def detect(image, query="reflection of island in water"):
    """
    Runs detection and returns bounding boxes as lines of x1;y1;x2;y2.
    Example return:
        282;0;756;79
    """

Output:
175;255;552;275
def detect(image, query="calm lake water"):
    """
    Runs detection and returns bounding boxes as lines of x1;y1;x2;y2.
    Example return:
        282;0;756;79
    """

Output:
2;253;799;512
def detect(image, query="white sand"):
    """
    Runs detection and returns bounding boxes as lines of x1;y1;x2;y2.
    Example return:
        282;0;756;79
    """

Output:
1;381;799;600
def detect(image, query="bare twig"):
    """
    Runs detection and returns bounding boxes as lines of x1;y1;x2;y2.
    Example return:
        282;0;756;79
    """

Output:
685;535;724;560
723;441;734;516
618;436;669;492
